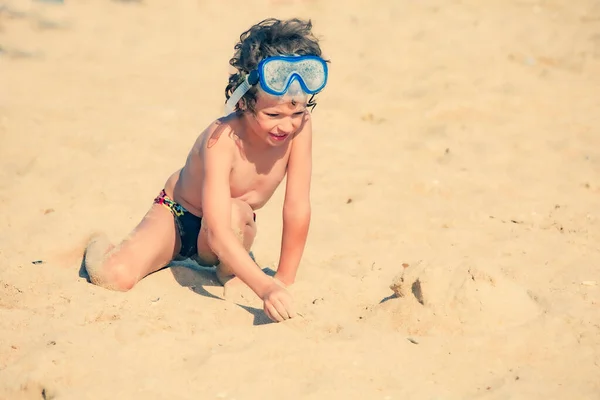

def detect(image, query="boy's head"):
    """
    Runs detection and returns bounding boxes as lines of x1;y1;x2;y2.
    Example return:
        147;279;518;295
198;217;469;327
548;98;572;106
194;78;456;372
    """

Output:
225;18;326;114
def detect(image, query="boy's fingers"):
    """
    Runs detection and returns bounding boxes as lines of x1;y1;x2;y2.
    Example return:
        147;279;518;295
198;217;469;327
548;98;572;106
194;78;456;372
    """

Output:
266;303;284;322
276;298;296;319
281;295;296;318
273;299;290;320
264;306;275;322
287;305;297;319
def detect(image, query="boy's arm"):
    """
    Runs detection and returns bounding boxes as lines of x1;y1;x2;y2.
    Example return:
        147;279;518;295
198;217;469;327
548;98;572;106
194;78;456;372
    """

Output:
275;115;313;286
201;123;274;298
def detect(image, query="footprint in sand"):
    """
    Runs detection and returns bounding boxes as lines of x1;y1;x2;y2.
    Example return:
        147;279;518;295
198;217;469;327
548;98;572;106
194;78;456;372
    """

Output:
368;259;542;336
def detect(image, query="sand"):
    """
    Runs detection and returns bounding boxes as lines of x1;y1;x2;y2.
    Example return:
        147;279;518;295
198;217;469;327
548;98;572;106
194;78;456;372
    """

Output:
1;0;599;398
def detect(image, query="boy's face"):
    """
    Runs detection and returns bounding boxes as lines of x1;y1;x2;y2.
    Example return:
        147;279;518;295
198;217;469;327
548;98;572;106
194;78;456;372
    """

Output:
246;91;307;146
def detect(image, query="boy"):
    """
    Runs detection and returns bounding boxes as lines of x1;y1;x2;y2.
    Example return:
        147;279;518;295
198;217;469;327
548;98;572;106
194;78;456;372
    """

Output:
83;18;329;323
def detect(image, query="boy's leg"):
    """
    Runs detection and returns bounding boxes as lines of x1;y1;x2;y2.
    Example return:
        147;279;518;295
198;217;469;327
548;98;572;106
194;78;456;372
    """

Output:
84;203;180;291
196;199;258;287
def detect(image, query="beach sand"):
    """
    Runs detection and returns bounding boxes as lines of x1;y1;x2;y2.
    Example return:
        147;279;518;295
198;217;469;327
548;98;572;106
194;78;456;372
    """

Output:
1;0;599;398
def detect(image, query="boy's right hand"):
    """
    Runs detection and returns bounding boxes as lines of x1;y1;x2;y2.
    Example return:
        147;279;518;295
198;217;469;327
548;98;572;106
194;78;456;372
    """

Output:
262;282;295;322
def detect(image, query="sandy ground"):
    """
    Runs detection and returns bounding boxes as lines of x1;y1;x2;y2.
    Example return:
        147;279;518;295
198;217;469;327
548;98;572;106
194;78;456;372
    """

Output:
1;0;600;398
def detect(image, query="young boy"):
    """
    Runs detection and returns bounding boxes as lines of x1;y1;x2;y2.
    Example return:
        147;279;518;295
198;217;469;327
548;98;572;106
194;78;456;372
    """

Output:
83;18;329;323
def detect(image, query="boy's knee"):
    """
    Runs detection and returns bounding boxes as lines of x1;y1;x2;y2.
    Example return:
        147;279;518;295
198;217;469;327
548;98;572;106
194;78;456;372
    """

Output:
87;261;138;292
230;199;254;226
201;199;256;255
230;199;256;244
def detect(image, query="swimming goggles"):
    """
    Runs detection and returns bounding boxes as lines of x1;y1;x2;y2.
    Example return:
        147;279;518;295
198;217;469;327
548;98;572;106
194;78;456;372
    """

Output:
224;55;328;114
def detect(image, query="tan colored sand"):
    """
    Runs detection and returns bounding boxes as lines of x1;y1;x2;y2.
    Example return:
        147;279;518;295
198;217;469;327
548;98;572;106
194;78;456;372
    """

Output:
1;0;599;398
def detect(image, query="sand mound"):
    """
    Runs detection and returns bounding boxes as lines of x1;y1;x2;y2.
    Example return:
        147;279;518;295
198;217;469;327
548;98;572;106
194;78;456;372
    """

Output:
367;260;542;336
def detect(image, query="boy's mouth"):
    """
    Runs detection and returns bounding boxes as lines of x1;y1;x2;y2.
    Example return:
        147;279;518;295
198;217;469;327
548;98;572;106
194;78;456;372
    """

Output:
269;132;289;141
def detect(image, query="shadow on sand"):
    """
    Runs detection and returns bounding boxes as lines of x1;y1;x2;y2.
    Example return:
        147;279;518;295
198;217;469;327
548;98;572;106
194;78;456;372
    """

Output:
77;248;275;325
169;258;276;325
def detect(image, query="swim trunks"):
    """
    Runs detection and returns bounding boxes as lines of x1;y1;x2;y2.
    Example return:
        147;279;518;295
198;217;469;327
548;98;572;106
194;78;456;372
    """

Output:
154;189;203;259
153;189;257;263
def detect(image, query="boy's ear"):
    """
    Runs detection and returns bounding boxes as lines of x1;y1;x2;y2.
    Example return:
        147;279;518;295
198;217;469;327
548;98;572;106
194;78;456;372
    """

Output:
239;98;247;111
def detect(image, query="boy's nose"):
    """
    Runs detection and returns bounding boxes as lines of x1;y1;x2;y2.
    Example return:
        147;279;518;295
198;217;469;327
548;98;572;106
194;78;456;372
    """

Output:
277;119;294;134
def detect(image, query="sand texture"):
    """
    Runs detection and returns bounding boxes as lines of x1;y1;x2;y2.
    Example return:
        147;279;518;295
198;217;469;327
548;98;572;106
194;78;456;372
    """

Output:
1;0;599;399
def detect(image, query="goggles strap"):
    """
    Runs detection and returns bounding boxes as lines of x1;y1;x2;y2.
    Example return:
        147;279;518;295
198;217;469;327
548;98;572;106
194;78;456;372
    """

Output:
224;75;251;115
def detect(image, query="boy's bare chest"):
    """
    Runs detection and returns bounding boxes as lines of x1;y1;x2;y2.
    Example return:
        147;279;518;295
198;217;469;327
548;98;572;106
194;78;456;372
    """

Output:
229;152;289;208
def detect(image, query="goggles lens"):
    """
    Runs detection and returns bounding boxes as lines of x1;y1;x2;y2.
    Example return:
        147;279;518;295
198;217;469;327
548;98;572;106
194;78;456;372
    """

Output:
260;55;328;95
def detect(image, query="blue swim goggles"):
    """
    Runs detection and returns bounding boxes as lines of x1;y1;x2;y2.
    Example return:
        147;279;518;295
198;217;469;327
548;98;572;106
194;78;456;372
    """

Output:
224;54;328;114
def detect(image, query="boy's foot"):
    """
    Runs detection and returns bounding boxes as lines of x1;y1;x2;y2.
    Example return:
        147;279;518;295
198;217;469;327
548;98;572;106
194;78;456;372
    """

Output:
83;233;114;285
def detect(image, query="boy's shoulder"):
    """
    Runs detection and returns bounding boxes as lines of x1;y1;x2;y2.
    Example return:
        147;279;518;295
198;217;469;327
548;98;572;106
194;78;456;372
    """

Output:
205;115;238;138
194;115;240;152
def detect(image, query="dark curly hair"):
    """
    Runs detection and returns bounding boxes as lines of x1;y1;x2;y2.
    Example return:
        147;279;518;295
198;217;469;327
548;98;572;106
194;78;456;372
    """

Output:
225;18;326;114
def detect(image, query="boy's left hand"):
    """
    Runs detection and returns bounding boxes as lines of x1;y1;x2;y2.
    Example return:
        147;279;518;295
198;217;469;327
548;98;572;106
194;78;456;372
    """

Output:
262;282;295;322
